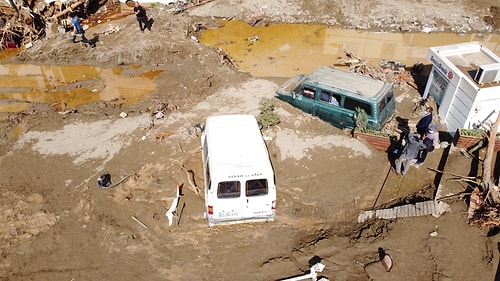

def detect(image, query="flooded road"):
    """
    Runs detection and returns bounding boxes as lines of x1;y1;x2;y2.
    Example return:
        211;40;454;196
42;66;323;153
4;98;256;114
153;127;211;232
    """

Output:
200;20;500;77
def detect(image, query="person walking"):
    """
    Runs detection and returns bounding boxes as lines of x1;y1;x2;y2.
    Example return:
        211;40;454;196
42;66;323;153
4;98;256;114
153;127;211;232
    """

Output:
70;13;95;47
416;124;440;165
416;106;433;138
134;1;152;32
395;132;427;175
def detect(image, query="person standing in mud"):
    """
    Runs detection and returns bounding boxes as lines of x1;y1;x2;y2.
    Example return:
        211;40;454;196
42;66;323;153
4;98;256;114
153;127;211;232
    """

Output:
134;1;152;32
415;124;440;166
70;13;95;47
395;132;427;176
416;106;433;138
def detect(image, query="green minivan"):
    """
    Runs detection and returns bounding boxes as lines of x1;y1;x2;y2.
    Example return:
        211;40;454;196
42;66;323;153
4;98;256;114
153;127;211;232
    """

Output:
275;66;396;131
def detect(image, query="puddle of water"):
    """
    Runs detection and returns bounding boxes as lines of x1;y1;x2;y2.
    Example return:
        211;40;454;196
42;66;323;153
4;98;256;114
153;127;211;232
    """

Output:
0;49;20;62
0;103;28;113
200;21;500;77
0;64;162;112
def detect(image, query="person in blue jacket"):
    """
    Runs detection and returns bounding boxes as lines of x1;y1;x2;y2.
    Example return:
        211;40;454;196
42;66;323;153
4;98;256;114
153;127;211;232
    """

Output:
71;13;95;48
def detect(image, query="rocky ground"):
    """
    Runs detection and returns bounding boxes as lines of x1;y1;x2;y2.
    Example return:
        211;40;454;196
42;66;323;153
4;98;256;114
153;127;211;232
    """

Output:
0;0;499;280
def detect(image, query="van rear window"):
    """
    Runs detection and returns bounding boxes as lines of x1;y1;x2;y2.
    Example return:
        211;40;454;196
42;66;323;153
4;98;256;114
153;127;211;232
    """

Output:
344;98;372;116
246;179;268;196
218;181;240;198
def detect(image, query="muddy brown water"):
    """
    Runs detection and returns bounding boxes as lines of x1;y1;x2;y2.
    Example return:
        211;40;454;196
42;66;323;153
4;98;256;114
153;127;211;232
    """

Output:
200;21;499;77
0;64;161;112
1;22;499;113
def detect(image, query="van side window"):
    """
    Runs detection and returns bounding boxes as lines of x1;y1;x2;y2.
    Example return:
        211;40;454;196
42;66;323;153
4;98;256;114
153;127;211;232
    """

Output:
302;87;315;99
218;181;240;198
344;98;372;116
246;179;268;196
320;91;340;106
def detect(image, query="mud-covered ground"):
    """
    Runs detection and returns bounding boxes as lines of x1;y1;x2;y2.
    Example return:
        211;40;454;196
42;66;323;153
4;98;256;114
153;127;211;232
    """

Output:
1;0;500;280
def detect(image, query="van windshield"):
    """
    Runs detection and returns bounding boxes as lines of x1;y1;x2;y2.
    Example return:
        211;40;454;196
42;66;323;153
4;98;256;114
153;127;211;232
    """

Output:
246;179;268;196
218;181;240;198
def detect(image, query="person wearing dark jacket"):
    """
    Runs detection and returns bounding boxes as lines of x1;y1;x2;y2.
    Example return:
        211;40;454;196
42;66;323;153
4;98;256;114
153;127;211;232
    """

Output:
416;106;433;138
134;1;153;31
395;133;427;175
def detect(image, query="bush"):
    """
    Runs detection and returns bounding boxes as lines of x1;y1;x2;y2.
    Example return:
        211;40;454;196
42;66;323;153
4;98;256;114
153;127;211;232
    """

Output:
459;128;500;139
257;98;280;129
354;106;394;137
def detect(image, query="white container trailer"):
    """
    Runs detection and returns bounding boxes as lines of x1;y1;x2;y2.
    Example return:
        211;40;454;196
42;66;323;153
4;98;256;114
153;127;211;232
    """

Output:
201;114;276;227
423;42;500;135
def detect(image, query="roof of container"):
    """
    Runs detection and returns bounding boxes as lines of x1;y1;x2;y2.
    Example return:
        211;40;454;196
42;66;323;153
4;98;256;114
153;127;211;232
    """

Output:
428;42;500;89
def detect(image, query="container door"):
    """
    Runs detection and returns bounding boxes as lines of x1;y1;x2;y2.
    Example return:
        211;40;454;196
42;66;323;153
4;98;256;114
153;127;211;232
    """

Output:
242;179;274;219
212;180;243;221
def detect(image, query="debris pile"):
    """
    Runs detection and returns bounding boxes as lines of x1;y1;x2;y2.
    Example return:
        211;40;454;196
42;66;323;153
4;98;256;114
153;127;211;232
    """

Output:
336;49;416;89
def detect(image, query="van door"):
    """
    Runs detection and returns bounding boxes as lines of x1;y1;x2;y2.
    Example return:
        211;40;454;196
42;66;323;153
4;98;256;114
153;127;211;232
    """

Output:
214;180;243;220
343;97;372;129
316;90;342;127
292;86;316;115
242;179;273;219
377;90;396;129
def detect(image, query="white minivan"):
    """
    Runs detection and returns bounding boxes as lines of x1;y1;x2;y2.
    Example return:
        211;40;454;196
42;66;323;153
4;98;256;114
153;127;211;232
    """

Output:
201;114;276;227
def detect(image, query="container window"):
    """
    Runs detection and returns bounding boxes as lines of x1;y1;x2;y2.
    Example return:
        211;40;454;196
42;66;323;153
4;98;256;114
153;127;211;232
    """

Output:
246;179;268;196
217;181;240;198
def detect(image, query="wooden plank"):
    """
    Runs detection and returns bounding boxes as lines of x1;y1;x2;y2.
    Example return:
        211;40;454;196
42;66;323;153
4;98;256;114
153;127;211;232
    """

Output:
394;206;401;217
415;202;422;216
403;205;409;217
420;202;426;215
430;201;437;217
366;210;374;220
382;209;388;219
408;205;415;216
424;201;430;215
388;209;396;219
357;213;364;223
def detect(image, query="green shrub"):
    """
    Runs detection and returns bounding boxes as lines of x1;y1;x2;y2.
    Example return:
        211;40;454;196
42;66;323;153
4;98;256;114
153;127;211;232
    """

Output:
354;107;368;131
257;98;280;129
354;107;394;137
459;128;500;139
459;128;488;138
